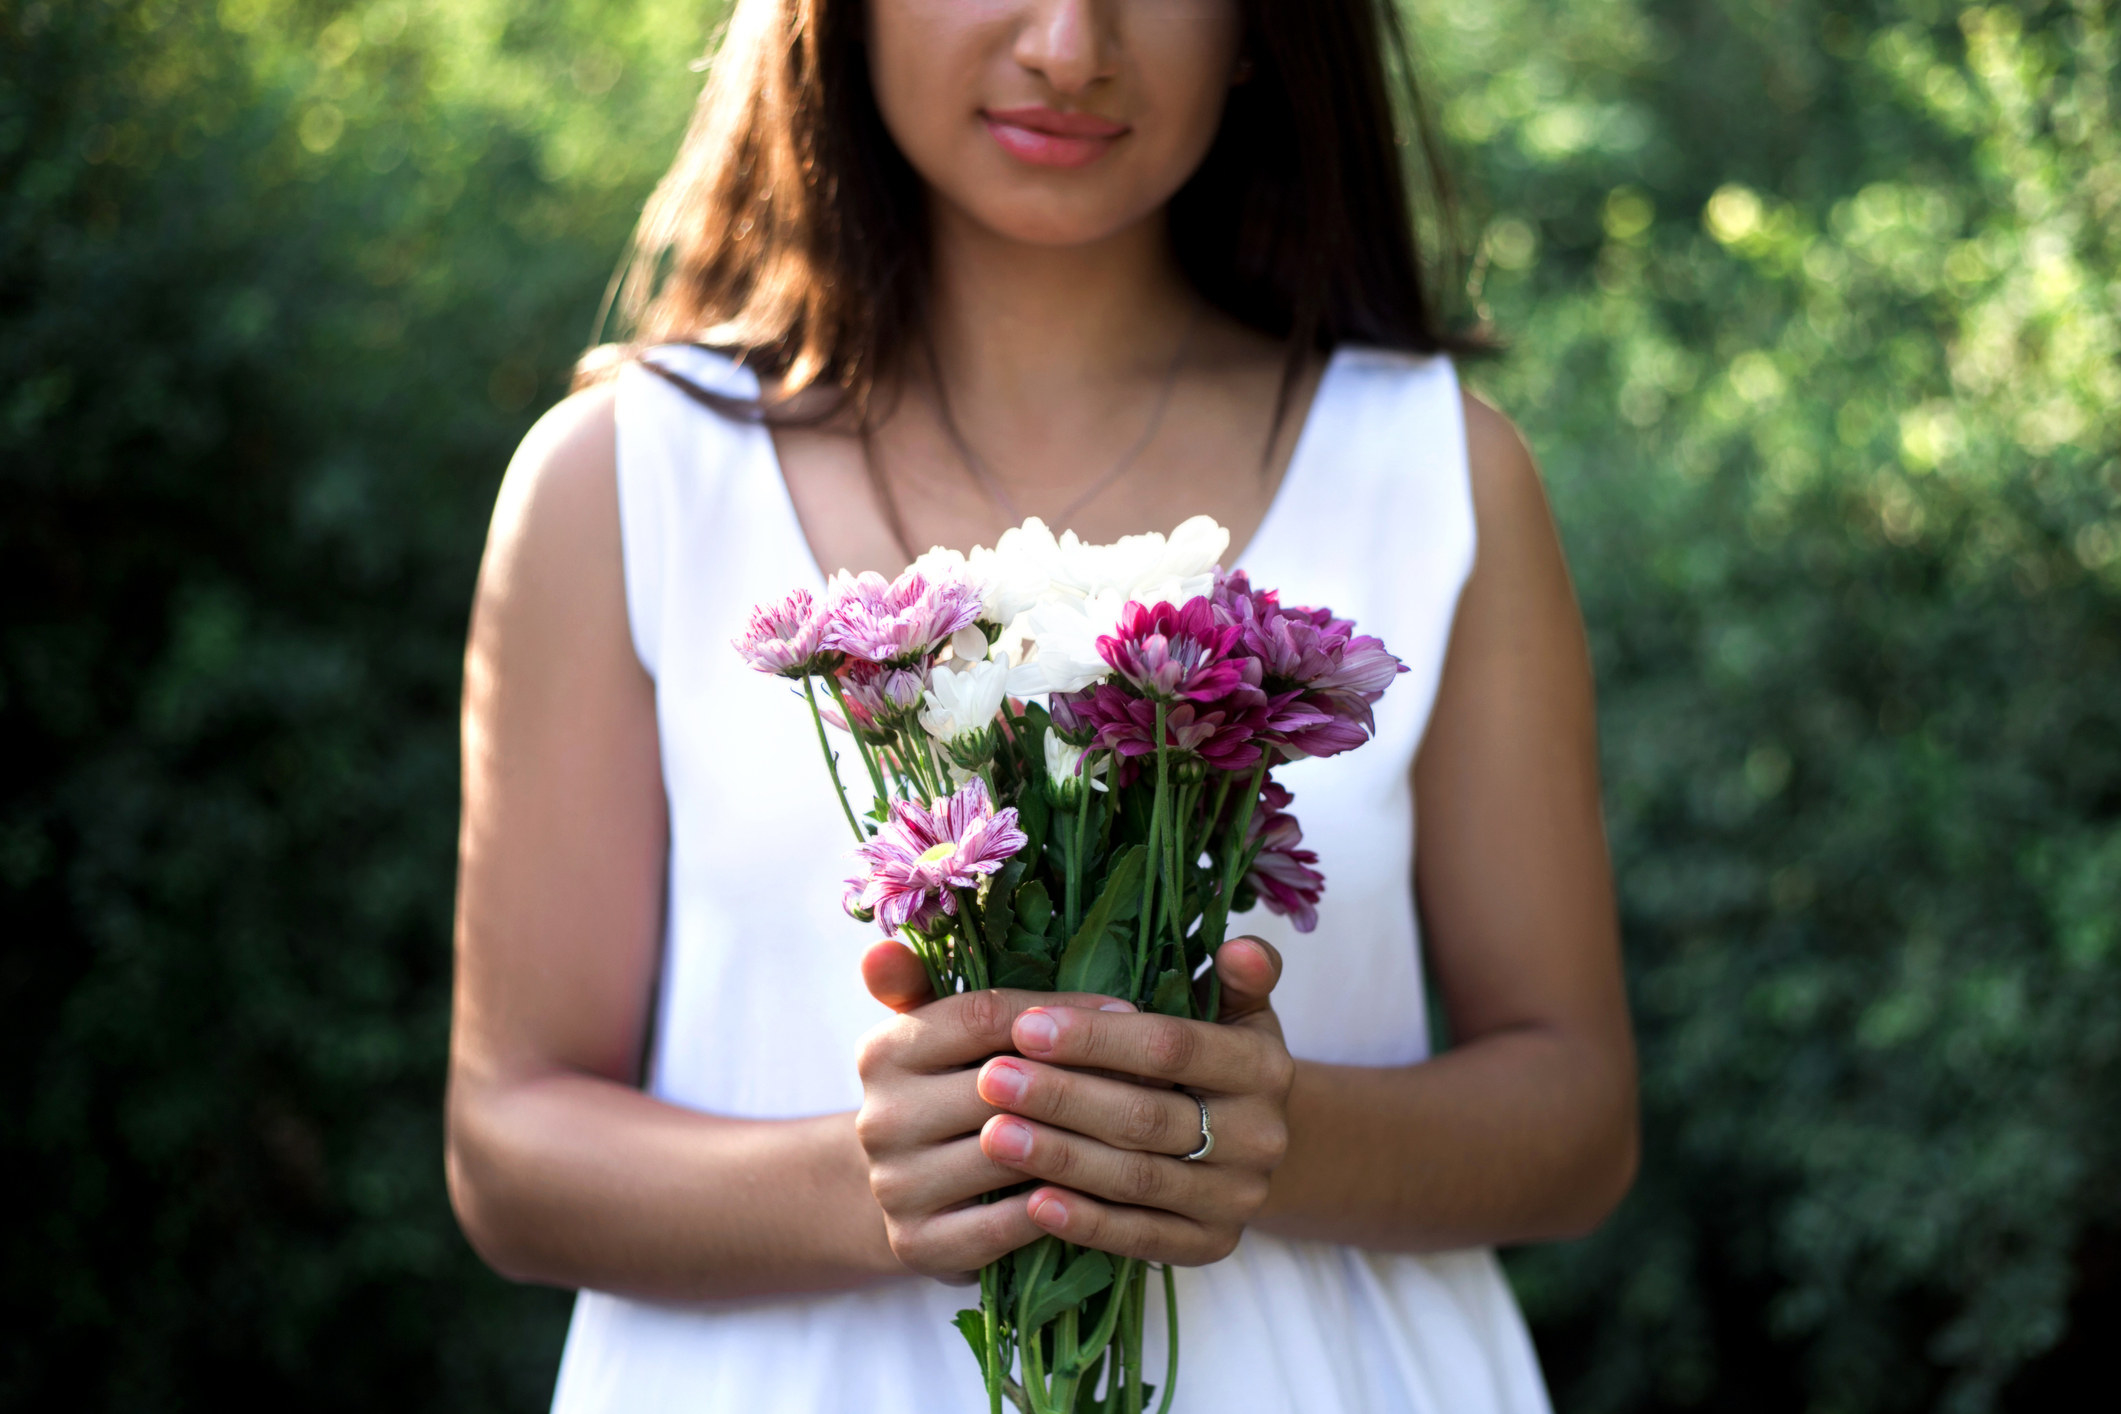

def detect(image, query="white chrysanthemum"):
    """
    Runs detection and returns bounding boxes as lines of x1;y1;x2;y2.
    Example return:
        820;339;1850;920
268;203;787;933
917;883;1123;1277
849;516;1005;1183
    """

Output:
912;519;1065;630
1004;590;1130;696
918;658;1011;745
983;518;1067;626
924;517;1229;699
1046;514;1228;609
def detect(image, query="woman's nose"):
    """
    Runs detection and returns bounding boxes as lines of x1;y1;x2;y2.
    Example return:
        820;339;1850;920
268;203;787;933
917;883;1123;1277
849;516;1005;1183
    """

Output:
1012;0;1118;96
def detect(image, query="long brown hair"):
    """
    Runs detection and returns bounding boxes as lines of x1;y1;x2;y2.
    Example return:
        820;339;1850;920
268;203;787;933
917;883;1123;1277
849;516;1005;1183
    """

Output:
580;0;1484;419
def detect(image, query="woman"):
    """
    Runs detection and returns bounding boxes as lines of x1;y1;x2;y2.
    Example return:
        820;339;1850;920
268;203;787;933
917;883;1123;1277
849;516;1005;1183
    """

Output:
447;1;1637;1410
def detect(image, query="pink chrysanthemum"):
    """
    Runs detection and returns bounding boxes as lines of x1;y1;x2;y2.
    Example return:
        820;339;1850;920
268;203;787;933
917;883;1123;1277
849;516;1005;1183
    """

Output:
1096;598;1248;702
847;777;1028;935
820;568;984;667
1244;781;1324;932
733;589;831;678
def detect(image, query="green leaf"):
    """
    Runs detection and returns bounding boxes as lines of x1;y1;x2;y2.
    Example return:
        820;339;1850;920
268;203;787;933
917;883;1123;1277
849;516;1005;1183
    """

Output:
1018;706;1052;784
1014;879;1053;936
1149;966;1192;1018
983;857;1027;950
1016;783;1051;865
1103;874;1143;925
1013;1235;1059;1299
992;948;1057;989
1057;927;1128;997
1056;845;1145;995
1010;926;1060;961
1022;1250;1116;1332
1071;1352;1107;1411
952;1308;989;1368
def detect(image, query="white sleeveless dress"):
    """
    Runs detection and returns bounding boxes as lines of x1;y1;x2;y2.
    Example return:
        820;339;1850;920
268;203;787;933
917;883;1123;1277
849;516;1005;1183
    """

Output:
551;342;1554;1414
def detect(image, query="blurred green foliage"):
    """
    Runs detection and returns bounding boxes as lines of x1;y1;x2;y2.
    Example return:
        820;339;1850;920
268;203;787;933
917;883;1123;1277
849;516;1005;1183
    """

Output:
1420;1;2121;1410
2;0;2114;1411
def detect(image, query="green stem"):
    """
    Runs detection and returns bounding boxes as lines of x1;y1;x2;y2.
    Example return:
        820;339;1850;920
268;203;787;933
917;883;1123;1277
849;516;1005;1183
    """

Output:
822;675;890;809
1066;786;1093;935
953;893;989;990
1201;757;1272;1022
1014;1239;1055;1414
905;928;948;1000
1133;704;1169;1000
923;731;950;799
1054;1303;1080;1409
982;1262;1005;1414
1122;1268;1145;1414
1205;771;1233;837
1154;1264;1179;1414
799;675;868;842
1075;1257;1133;1384
1164;779;1188;960
886;727;935;805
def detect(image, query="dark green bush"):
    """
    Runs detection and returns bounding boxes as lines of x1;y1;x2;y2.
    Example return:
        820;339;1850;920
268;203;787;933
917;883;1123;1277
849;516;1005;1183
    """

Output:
3;0;2113;1410
1428;1;2121;1408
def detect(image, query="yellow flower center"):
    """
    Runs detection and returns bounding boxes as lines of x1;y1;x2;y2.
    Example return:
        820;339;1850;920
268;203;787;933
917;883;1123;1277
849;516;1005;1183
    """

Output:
917;841;959;867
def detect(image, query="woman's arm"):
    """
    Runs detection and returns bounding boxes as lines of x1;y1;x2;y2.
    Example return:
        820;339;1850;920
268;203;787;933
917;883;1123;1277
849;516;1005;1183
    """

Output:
445;387;902;1300
1252;391;1639;1249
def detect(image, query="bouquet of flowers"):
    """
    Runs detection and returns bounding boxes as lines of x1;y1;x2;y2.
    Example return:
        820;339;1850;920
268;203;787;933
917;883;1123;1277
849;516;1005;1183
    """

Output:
735;516;1402;1414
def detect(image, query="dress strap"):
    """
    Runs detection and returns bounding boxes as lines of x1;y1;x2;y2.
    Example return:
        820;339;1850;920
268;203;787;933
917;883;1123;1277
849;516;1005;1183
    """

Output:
612;347;763;679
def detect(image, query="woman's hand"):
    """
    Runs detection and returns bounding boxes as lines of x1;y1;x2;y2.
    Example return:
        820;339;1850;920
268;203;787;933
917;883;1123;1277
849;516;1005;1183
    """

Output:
976;938;1293;1266
859;936;1294;1271
853;976;1138;1281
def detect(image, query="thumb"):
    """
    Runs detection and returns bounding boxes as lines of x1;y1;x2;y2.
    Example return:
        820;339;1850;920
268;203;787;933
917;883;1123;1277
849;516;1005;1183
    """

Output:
862;939;935;1013
1212;936;1283;1025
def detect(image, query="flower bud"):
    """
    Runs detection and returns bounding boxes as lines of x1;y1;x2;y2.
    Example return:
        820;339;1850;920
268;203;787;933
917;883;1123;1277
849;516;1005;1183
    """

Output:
945;727;997;770
1043;733;1107;808
1047;688;1098;746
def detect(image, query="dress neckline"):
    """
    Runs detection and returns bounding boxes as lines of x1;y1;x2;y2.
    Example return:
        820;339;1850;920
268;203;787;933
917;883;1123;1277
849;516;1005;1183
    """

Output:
736;344;1348;592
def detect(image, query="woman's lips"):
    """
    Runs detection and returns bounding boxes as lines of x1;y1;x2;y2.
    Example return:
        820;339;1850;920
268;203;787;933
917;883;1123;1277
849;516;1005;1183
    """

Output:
982;106;1129;169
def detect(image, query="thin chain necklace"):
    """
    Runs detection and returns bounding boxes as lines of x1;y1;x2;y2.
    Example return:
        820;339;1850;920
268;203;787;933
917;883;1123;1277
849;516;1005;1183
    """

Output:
928;306;1199;532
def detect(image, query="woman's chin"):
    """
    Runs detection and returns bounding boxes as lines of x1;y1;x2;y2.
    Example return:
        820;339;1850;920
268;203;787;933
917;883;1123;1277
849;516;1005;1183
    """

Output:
938;188;1166;252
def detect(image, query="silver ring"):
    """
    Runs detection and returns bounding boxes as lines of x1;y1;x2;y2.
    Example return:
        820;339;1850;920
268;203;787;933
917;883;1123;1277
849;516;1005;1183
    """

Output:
1180;1094;1214;1162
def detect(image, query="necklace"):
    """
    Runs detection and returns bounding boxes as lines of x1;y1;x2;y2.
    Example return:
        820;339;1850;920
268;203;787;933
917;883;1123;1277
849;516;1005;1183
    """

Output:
929;307;1199;532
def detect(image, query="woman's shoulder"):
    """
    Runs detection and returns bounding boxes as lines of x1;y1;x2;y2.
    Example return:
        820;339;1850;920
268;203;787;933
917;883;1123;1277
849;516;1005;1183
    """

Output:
480;385;623;633
1455;387;1547;552
501;385;619;537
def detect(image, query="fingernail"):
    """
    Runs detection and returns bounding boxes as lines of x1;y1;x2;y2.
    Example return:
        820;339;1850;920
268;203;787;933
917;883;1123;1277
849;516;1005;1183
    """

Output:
988;1118;1033;1163
1098;1000;1137;1013
1015;1010;1059;1054
981;1059;1028;1106
1028;1191;1069;1227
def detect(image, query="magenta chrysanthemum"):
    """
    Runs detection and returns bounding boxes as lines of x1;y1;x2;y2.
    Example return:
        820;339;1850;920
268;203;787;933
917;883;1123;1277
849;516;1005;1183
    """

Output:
733;589;831;678
1245;781;1323;932
1211;571;1406;759
846;777;1028;935
1096;598;1248;702
1068;682;1268;778
820;568;984;667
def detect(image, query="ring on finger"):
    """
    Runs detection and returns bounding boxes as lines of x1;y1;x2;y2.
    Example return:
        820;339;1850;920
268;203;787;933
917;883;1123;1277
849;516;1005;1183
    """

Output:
1180;1092;1214;1162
